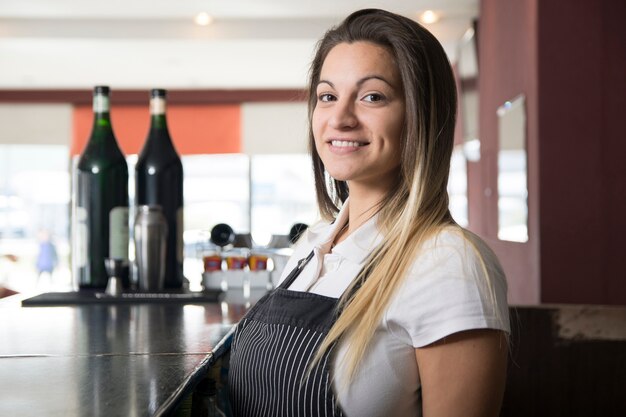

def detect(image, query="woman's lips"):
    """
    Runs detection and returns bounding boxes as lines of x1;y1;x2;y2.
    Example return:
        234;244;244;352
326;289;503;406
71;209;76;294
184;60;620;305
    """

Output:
327;139;369;154
330;140;368;147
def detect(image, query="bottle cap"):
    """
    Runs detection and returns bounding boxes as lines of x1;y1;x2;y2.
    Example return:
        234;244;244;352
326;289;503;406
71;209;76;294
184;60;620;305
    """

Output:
94;85;110;95
151;89;167;98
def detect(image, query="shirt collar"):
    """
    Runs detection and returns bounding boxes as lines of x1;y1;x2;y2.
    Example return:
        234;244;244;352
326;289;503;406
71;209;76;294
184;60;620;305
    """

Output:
333;214;383;264
303;199;350;251
309;198;384;265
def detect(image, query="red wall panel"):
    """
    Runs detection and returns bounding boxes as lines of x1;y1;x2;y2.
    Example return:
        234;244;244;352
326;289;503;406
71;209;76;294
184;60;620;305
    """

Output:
477;0;626;305
72;104;240;156
538;0;626;304
476;0;540;304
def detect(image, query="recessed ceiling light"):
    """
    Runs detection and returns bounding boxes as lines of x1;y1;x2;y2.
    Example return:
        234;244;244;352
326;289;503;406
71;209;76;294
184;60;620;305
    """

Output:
419;10;440;24
194;12;213;26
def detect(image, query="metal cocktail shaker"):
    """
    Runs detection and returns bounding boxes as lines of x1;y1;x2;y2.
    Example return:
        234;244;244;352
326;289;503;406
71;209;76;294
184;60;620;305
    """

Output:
134;205;168;292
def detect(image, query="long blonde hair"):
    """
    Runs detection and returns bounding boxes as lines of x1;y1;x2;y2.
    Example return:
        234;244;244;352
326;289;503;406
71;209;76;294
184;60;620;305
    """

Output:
307;9;460;381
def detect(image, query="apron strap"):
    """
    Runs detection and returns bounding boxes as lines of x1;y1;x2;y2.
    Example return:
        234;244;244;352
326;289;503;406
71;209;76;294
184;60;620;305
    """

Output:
277;250;315;289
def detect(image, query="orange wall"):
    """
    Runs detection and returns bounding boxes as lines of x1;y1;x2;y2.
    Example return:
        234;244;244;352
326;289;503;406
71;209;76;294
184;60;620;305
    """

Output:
72;104;241;156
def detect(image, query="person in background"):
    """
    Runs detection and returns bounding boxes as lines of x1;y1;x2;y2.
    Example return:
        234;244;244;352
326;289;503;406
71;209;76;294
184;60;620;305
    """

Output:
228;9;510;417
35;230;58;285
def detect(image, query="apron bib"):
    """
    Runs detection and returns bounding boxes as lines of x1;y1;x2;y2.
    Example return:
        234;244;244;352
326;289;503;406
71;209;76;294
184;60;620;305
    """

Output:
229;251;345;417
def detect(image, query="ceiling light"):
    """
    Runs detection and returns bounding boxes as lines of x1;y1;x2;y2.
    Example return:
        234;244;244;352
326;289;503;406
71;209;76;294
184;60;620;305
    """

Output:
419;10;440;24
194;12;213;26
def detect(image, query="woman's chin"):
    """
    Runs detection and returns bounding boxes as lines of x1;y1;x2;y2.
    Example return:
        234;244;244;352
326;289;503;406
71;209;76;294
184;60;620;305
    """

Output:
328;173;350;182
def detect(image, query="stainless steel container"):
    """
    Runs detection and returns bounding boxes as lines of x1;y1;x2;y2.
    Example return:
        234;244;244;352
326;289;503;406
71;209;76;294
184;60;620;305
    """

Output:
134;205;168;292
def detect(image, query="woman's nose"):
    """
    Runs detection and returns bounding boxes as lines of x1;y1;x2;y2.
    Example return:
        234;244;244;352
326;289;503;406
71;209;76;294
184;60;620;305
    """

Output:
328;99;358;129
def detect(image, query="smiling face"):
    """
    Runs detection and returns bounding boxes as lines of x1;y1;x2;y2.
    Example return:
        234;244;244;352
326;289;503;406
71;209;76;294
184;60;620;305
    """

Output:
312;41;405;195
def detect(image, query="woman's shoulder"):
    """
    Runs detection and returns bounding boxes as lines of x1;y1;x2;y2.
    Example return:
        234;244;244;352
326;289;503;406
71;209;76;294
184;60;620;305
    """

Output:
410;226;504;280
420;226;489;253
398;226;508;311
386;226;510;346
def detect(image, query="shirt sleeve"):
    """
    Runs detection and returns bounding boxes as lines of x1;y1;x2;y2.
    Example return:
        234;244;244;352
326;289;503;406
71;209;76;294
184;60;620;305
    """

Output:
385;230;510;348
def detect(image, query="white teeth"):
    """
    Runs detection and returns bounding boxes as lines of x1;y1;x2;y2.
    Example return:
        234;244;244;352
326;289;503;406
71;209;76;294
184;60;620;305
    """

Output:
331;140;365;147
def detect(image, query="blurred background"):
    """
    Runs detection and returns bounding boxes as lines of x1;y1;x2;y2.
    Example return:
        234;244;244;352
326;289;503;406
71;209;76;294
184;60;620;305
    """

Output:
0;0;624;305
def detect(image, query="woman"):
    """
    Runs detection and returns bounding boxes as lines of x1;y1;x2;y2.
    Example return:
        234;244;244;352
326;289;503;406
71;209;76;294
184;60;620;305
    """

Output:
229;9;509;417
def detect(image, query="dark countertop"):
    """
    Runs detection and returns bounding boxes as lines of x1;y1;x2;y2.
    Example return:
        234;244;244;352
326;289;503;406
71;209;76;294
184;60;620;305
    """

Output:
0;293;248;417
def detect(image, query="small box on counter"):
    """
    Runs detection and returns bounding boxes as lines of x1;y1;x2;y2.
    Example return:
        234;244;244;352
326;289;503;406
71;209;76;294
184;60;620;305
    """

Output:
248;254;269;271
203;254;222;272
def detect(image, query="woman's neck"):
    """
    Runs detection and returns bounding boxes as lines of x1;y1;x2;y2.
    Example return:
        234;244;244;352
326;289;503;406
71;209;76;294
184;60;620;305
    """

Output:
333;182;386;247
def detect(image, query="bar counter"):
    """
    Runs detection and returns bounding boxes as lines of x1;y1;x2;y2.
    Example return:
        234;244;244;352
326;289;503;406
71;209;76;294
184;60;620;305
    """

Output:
0;292;247;417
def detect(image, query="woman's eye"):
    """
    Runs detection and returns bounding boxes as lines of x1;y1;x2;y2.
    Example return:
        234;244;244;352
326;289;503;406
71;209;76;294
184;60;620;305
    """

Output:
363;93;384;103
318;93;336;102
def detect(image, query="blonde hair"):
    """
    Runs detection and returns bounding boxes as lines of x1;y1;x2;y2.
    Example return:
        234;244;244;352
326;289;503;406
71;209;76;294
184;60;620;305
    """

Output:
306;9;470;382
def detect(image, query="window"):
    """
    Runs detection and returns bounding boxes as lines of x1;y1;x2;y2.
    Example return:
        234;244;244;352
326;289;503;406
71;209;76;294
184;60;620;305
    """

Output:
0;145;72;293
250;154;318;245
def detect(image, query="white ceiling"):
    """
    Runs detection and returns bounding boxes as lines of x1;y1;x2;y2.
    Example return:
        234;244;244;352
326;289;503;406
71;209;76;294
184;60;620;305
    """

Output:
0;0;479;90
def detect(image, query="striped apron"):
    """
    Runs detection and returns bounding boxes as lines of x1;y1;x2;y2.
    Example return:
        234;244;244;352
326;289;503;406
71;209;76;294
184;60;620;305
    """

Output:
229;251;345;417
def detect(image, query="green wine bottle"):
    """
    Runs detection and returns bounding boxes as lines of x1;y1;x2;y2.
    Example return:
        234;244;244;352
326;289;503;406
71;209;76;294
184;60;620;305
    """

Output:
74;86;129;290
135;89;184;289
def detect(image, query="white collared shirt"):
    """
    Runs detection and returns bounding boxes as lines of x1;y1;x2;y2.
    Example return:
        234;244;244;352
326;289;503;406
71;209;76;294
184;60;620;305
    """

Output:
277;199;510;417
280;199;383;297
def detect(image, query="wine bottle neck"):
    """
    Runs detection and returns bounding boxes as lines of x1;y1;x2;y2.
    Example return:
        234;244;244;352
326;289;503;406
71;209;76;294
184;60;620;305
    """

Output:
150;114;168;130
150;97;168;130
92;112;113;133
93;93;110;113
92;93;113;130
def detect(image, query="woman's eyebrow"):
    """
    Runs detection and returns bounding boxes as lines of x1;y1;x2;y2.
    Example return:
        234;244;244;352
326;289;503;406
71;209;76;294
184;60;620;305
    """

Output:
317;80;334;89
357;75;394;88
316;75;395;89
